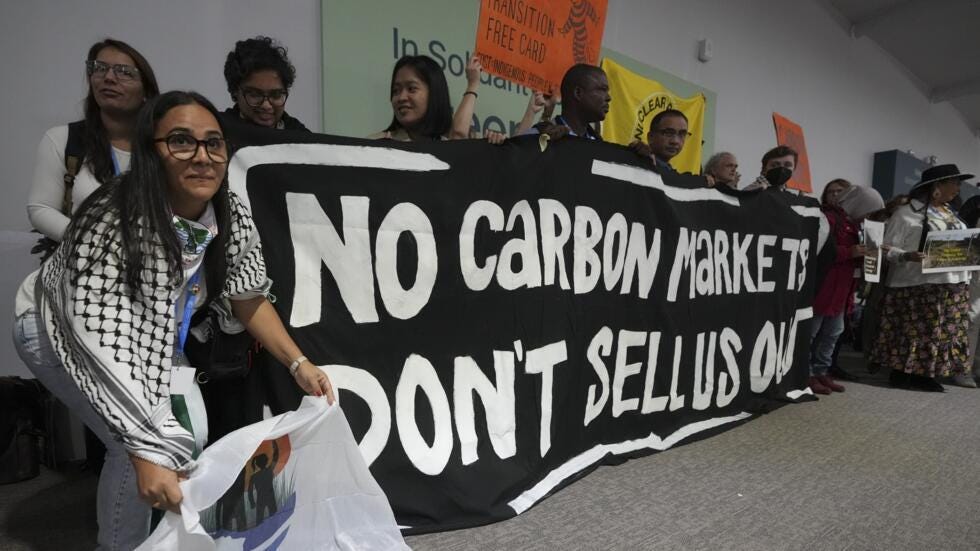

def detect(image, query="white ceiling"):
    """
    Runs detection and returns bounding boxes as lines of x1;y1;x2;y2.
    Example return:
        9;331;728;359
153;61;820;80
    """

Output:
818;0;980;136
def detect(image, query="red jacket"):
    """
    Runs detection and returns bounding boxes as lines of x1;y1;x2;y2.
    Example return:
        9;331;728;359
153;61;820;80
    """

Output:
813;205;860;317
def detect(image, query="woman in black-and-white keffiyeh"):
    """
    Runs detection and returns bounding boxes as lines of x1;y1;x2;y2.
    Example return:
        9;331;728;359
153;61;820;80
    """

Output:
13;90;334;550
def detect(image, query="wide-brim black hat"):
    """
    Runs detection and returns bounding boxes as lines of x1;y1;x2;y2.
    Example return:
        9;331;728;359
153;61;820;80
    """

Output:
910;163;974;194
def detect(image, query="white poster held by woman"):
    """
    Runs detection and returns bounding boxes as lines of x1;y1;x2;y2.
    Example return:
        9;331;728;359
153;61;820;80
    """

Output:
863;220;885;283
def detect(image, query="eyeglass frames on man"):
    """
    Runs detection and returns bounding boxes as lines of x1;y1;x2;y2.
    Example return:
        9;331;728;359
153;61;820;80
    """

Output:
652;128;691;140
86;60;141;82
154;134;228;163
240;88;288;108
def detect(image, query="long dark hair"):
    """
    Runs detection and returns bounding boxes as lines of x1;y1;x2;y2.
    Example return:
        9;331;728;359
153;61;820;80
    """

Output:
83;38;160;184
385;55;452;140
66;91;230;298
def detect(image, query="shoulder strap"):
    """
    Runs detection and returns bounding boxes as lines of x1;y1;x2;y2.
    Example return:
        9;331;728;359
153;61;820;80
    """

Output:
62;121;86;215
917;208;930;253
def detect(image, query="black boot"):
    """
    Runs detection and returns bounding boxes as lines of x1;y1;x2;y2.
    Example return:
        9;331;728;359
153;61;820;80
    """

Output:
889;370;911;389
830;365;860;382
910;374;945;392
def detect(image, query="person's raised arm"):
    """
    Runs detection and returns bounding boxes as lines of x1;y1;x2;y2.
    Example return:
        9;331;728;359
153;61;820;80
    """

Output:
450;56;483;139
514;92;560;135
515;92;547;135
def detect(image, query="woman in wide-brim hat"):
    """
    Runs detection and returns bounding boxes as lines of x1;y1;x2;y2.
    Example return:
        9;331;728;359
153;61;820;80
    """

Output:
872;163;976;391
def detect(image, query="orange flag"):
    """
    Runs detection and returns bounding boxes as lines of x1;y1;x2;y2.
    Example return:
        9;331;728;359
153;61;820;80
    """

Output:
772;113;813;193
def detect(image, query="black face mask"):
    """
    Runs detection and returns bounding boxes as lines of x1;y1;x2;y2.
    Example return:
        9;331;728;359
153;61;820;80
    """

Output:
765;166;793;188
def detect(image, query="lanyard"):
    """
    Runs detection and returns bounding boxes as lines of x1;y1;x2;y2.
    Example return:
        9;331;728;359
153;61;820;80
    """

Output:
176;270;203;358
555;115;598;140
110;147;122;176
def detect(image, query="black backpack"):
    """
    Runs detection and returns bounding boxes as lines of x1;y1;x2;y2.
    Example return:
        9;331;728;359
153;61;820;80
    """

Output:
30;120;86;262
0;377;48;484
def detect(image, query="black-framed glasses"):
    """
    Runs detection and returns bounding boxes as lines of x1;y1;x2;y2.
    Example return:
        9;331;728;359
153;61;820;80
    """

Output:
651;128;691;140
240;88;288;107
154;134;228;163
86;60;141;82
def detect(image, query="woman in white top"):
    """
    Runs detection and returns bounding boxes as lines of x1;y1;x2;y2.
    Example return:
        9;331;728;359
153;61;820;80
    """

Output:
872;164;976;391
14;91;335;549
28;38;159;244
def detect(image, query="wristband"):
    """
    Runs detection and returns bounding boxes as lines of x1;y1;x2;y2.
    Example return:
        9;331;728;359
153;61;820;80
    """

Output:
463;90;478;98
288;355;308;376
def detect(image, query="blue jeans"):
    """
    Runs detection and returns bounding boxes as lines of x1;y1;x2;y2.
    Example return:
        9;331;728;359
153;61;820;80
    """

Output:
810;313;845;377
13;309;151;551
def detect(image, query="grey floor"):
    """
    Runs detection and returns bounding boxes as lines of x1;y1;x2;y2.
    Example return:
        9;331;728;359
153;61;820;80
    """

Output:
3;350;979;550
407;356;980;550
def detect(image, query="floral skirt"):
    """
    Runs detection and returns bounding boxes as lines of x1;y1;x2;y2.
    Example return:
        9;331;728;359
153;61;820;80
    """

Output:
872;283;969;377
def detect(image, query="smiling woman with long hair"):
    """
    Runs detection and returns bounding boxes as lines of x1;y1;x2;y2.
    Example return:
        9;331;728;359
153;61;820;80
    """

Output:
370;54;505;143
371;55;454;141
13;91;334;550
28;38;159;245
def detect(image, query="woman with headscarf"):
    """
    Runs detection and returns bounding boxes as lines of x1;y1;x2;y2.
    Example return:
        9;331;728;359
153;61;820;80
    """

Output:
872;164;976;391
809;181;884;394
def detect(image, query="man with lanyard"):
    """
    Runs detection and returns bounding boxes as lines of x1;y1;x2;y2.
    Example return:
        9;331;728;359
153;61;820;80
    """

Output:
526;63;610;141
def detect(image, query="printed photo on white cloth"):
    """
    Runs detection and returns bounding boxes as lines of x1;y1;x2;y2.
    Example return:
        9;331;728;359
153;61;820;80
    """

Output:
137;392;408;551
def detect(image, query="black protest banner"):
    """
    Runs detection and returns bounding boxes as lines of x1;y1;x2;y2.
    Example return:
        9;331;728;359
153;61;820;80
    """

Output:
226;127;832;533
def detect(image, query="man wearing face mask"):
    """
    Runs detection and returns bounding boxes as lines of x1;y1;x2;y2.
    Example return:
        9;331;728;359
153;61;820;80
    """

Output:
745;145;798;191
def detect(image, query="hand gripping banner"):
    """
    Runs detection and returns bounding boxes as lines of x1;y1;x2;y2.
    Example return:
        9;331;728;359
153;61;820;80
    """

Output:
223;123;833;533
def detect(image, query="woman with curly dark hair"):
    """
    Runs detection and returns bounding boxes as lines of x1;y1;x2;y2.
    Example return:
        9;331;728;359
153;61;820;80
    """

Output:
222;36;308;131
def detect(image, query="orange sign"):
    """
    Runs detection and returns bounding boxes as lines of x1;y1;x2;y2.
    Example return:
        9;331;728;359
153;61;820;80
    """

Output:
475;0;608;93
772;112;812;193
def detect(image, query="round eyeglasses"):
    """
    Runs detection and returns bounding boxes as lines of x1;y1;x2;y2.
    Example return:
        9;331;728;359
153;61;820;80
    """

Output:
241;88;288;108
154;134;228;163
86;60;141;82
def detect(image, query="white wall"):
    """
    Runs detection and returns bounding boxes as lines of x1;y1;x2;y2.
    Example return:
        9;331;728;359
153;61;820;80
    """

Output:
1;0;979;378
602;0;980;187
1;0;322;233
0;0;321;377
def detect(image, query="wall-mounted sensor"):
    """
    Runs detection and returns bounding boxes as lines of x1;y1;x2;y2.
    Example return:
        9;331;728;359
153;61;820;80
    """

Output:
698;38;712;62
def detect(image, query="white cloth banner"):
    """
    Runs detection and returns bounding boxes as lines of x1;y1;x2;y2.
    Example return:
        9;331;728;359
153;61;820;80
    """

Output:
138;396;408;551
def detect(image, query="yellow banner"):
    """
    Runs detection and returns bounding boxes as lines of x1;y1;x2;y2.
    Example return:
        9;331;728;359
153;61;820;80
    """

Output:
600;57;706;174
